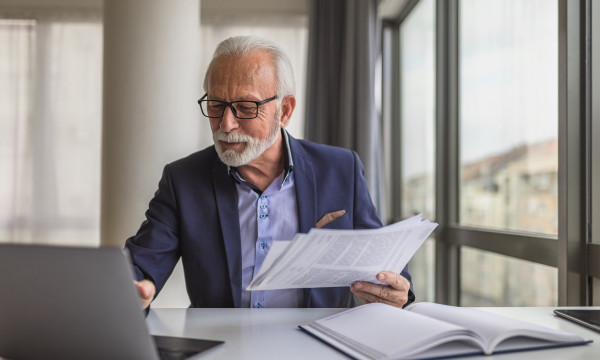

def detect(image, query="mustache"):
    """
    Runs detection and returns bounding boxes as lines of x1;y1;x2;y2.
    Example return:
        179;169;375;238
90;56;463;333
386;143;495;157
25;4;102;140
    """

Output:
213;130;254;143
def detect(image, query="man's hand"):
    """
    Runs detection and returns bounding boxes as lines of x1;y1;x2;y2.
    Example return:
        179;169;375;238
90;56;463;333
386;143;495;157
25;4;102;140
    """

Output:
134;279;156;309
350;271;411;308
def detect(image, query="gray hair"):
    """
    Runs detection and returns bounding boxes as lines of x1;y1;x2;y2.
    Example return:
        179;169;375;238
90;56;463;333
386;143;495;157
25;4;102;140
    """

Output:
203;35;296;98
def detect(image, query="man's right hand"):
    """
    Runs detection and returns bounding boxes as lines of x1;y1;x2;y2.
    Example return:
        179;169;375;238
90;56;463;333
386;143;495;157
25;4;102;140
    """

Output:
134;279;156;309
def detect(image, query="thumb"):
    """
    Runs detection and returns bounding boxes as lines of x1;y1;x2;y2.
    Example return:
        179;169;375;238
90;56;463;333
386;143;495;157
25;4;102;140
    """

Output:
134;280;156;306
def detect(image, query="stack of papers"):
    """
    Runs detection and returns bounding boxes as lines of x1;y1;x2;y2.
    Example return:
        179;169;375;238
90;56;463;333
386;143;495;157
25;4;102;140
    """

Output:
246;214;437;291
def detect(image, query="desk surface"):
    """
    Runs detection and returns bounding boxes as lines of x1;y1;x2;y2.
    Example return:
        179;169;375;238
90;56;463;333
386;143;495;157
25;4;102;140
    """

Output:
147;306;600;360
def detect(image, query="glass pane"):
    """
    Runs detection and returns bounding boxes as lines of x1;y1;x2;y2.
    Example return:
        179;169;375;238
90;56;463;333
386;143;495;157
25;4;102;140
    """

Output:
461;247;558;306
400;0;436;302
0;18;102;245
459;0;558;235
0;20;33;240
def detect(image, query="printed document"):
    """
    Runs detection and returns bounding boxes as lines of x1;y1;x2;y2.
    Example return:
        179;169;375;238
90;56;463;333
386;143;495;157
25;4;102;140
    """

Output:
246;214;437;291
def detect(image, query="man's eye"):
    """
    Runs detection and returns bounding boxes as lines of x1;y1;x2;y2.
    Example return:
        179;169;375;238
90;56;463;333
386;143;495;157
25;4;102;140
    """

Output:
208;103;224;110
235;103;256;113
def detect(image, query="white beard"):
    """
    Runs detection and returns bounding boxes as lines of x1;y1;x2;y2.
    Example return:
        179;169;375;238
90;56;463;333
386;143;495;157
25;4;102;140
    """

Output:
213;109;281;167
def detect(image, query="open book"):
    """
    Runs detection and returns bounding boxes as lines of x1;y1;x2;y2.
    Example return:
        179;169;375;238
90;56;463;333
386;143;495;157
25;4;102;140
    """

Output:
299;302;591;360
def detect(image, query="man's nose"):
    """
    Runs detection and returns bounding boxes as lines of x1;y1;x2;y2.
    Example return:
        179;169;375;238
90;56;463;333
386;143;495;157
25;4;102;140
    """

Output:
220;105;239;132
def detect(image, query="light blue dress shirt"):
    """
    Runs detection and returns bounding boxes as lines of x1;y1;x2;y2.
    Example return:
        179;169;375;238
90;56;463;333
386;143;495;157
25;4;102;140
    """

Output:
232;132;304;308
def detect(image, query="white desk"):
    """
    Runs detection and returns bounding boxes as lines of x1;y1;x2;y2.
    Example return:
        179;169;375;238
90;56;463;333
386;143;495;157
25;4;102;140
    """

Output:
147;306;600;359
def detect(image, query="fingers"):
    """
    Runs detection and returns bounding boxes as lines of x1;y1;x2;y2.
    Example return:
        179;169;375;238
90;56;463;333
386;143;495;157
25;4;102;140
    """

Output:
378;271;410;291
134;279;156;309
350;272;410;308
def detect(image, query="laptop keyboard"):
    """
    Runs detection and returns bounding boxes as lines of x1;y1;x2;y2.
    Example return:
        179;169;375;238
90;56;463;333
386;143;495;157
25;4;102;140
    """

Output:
152;334;223;359
157;348;200;360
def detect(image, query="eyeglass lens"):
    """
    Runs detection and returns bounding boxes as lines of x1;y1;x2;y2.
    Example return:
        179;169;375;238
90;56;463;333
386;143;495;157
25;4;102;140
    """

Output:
201;100;258;119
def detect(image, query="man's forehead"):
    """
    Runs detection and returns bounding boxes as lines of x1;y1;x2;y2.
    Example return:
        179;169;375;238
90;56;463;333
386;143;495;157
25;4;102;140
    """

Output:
208;52;277;96
216;51;274;74
213;63;262;82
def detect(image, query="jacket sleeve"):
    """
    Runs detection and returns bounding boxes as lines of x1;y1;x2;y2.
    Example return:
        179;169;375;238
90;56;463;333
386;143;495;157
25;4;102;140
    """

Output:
124;164;181;295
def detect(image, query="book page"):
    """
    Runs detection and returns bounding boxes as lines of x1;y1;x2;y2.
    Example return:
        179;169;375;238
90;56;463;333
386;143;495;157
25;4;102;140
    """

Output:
405;302;586;354
247;216;437;291
301;303;484;360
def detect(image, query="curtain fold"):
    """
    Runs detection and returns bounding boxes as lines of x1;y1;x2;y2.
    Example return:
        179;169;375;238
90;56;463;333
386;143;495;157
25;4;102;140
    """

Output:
305;0;385;220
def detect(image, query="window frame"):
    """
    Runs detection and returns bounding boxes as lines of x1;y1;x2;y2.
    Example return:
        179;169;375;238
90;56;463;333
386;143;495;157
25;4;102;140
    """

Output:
590;0;600;304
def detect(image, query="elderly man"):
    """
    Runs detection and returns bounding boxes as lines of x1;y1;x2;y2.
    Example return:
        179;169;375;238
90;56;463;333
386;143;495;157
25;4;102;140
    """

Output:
127;35;414;309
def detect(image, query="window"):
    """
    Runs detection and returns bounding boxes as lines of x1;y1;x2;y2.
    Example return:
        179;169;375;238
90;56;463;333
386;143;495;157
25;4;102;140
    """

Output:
0;11;103;246
459;0;558;235
460;247;557;306
381;0;600;306
399;0;436;302
457;0;558;306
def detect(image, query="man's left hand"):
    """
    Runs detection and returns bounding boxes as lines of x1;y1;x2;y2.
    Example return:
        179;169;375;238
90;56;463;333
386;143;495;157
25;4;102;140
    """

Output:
350;271;411;308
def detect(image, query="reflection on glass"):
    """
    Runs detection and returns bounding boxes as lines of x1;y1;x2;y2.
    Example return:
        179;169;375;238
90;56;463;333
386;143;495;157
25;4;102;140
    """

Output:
459;0;558;235
400;0;435;302
461;247;558;306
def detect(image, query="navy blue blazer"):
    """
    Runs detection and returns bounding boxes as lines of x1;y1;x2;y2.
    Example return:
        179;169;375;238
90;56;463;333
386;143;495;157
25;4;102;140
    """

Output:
125;133;413;307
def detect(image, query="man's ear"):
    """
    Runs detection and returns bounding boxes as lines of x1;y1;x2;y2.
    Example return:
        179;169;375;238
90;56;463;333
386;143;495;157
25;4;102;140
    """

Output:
279;95;296;128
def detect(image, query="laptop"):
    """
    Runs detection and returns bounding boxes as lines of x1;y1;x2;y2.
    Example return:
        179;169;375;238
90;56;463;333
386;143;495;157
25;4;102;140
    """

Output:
0;244;223;360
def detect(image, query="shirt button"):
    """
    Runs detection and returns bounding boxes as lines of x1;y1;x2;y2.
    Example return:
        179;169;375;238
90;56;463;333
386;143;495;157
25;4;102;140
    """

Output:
260;196;267;200
260;241;267;249
260;204;267;209
255;303;263;308
260;213;268;219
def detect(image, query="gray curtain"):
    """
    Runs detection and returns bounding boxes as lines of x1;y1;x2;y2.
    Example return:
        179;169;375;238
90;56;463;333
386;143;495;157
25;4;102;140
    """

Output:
304;0;385;220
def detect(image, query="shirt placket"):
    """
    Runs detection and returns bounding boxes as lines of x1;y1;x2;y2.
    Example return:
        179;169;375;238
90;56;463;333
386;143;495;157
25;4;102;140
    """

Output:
251;194;270;308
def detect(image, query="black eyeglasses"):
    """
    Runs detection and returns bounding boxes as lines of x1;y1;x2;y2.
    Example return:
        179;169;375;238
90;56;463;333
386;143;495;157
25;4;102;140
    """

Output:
198;94;279;119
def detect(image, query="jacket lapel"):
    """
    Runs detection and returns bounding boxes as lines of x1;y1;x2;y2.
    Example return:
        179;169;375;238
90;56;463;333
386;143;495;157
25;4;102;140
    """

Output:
212;161;242;307
288;136;318;306
288;136;317;234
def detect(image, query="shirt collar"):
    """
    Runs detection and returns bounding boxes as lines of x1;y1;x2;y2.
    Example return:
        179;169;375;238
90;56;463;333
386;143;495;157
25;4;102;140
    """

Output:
227;129;294;194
